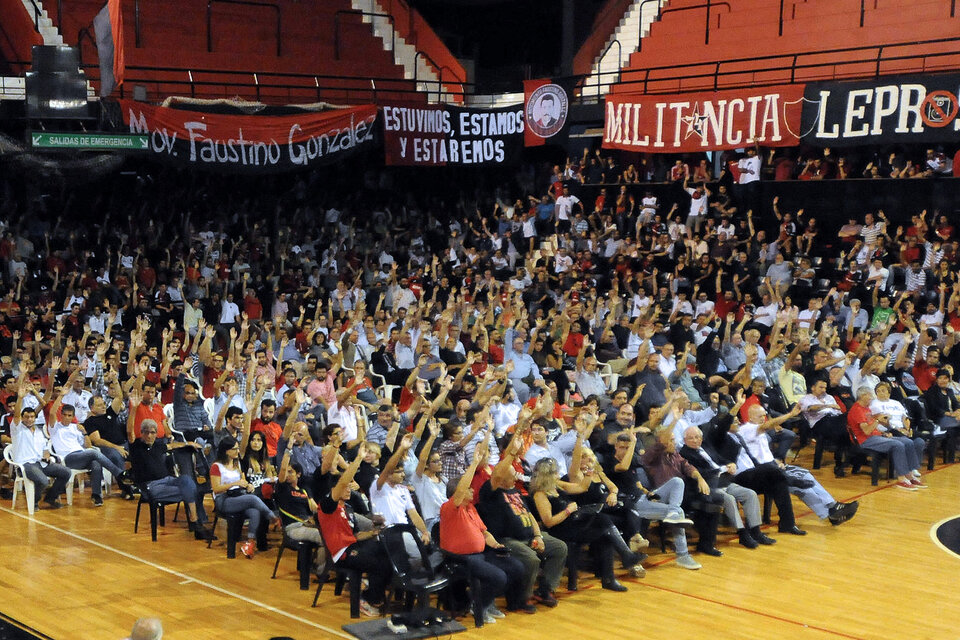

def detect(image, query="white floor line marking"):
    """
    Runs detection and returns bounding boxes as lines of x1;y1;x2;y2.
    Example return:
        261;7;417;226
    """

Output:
0;506;352;639
929;514;960;561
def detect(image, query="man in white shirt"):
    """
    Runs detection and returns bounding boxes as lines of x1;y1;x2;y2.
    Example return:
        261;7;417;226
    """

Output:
523;421;571;477
740;405;852;524
865;258;889;292
49;401;129;506
798;378;849;476
639;191;658;224
370;434;432;561
683;177;710;234
490;392;522;438
752;293;779;330
737;145;762;212
919;300;945;335
796;298;821;331
62;377;94;424
554;185;581;234
9;388;71;509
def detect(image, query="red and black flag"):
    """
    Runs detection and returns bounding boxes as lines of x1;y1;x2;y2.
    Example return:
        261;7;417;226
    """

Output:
93;0;125;96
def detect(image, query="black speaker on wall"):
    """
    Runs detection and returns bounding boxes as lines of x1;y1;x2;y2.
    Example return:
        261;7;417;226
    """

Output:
25;44;93;120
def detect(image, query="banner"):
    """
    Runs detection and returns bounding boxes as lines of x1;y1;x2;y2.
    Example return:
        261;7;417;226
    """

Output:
603;84;806;153
801;73;960;146
118;100;378;172
93;0;124;96
524;78;572;147
381;103;524;166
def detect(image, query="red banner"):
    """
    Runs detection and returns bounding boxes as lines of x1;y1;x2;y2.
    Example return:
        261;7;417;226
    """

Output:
108;0;124;89
118;100;377;172
603;85;807;153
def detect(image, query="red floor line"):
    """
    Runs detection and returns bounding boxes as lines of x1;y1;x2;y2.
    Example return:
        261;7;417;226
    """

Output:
630;581;868;640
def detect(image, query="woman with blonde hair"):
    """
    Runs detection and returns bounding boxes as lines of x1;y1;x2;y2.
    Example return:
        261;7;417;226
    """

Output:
529;431;645;591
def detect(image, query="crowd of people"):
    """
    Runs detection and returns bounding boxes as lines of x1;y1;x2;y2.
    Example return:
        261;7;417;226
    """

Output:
0;147;957;628
564;145;960;185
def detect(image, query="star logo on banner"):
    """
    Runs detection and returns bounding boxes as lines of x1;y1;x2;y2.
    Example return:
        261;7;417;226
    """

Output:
681;103;707;142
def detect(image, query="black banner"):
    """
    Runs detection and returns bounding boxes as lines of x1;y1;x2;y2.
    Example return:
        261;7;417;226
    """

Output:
382;103;524;166
801;73;960;146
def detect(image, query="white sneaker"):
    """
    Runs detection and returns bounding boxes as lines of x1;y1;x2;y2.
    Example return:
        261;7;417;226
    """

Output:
629;533;650;552
912;470;922;478
675;554;702;570
486;605;505;619
358;599;380;617
663;514;694;526
932;426;946;436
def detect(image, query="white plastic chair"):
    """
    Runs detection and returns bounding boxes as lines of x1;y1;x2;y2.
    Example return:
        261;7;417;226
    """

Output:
163;403;185;441
370;372;399;404
66;466;111;504
203;398;216;425
4;444;36;515
599;362;620;393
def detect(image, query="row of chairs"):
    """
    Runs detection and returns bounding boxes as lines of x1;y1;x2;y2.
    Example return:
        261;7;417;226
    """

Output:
4;444;113;515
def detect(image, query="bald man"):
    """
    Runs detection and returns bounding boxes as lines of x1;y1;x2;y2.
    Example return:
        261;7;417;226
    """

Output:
739;405;858;528
127;618;162;640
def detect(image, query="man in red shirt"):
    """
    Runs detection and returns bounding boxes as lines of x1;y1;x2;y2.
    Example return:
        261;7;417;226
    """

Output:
129;380;167;440
911;346;940;393
846;388;926;491
251;398;283;458
441;438;529;623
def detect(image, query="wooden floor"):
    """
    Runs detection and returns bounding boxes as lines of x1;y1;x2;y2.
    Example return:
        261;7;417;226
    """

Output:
2;452;959;640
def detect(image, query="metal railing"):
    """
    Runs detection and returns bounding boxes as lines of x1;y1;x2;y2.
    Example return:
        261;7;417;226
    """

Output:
76;26;97;64
590;38;621;96
334;10;394;61
635;0;661;52
24;0;43;32
207;0;281;56
584;34;960;97
413;50;448;102
73;62;473;104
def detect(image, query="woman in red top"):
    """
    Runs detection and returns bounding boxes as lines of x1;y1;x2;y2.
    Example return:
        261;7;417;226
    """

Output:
316;442;391;617
439;438;527;626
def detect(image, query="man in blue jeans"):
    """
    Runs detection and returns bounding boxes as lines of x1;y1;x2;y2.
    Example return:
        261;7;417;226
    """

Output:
49;402;131;507
10;394;71;509
602;431;700;570
128;416;215;541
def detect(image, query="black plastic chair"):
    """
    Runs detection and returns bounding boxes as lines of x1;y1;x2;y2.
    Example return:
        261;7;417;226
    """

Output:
134;485;186;542
379;523;450;612
845;429;895;486
207;510;246;557
208;502;269;558
313;527;363;618
272;525;319;590
432;522;484;626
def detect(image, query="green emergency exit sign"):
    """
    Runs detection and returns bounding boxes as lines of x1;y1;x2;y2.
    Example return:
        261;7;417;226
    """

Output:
30;132;149;151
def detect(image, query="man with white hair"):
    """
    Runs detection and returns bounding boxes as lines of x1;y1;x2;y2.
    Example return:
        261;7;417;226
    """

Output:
680;426;773;550
847;387;926;490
